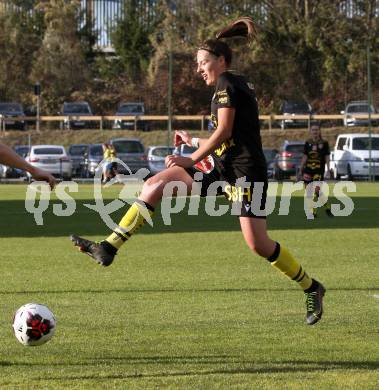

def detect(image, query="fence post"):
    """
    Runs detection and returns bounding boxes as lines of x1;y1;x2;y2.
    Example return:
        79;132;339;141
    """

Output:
100;117;103;132
201;115;204;132
269;115;272;133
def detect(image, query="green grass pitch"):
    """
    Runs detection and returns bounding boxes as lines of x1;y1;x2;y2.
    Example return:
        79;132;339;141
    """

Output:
0;182;378;389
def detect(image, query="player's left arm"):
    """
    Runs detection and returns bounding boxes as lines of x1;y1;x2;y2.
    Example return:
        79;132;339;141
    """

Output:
0;143;56;188
190;107;234;163
166;107;235;168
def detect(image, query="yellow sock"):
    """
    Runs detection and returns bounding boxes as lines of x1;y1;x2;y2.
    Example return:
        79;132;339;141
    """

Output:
268;242;312;290
105;200;154;250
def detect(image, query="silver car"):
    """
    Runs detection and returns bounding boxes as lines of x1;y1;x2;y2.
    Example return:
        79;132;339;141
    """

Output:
26;145;72;180
147;146;175;175
110;138;148;173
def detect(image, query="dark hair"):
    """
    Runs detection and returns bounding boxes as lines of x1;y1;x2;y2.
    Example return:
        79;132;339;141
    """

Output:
198;40;233;65
198;17;257;66
310;121;321;129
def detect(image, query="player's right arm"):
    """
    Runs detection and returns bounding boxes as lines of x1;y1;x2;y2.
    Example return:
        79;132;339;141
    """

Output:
174;130;207;148
0;143;56;189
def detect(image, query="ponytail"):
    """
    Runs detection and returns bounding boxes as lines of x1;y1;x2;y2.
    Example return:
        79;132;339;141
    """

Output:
198;17;257;66
216;16;257;42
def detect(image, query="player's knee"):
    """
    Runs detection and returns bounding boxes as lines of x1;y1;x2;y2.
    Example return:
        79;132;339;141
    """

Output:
143;175;166;196
246;241;272;258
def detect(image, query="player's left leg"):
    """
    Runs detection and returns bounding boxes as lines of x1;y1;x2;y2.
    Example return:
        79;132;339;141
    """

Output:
71;166;195;266
239;217;325;325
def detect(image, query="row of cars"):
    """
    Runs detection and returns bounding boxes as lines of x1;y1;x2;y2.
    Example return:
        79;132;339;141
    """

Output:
278;100;378;129
2;134;378;181
0;102;149;131
1;100;378;131
272;133;379;180
0;139;175;180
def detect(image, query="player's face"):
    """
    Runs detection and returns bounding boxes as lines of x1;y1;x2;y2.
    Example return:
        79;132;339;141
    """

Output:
196;49;226;86
310;127;320;140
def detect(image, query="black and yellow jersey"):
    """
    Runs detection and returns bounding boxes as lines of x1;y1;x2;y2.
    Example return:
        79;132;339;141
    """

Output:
210;71;267;183
303;138;330;172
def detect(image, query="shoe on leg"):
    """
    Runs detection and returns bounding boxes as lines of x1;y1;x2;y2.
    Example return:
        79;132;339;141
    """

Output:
70;234;117;266
304;280;326;325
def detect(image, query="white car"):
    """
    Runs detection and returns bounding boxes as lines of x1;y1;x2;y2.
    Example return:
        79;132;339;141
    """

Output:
26;145;72;180
341;101;378;127
147;146;175;175
173;143;197;157
330;134;379;179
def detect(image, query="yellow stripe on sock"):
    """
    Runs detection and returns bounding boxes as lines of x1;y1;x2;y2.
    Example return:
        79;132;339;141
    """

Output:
271;245;312;290
105;202;154;250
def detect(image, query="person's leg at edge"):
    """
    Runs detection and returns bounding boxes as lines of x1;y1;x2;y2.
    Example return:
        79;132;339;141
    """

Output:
71;167;194;265
239;217;325;325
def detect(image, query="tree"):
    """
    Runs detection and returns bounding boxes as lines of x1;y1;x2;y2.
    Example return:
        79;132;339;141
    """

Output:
110;0;157;81
30;0;90;112
0;2;44;102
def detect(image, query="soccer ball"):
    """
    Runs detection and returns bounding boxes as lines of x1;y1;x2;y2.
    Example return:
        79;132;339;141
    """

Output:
12;303;56;346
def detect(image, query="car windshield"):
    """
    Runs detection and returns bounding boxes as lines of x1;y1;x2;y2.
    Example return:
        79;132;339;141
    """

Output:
113;141;144;153
286;144;304;153
0;103;23;113
117;104;143;114
347;104;375;113
352;137;379;150
89;145;103;156
69;145;88;155
63;103;91;114
34;148;64;155
151;147;174;157
283;102;310;113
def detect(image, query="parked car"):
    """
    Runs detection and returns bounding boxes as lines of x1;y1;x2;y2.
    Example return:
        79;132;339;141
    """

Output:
110;138;148;173
330;133;379;179
279;100;312;129
0;163;24;179
263;148;278;178
113;102;149;131
68;144;89;177
173;143;198;157
0;102;26;130
13;145;30;158
8;145;30;177
273;140;304;180
341;101;378;127
25;145;72;180
147;146;175;175
60;101;95;130
82;144;104;178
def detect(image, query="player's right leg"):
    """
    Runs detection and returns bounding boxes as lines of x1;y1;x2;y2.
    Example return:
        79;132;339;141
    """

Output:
70;166;195;266
240;217;326;325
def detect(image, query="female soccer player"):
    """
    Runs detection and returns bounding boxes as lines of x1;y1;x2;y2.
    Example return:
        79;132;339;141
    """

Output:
71;17;325;325
299;122;332;218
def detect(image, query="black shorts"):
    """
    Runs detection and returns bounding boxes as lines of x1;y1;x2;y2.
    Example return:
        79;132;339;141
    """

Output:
185;167;267;218
303;170;324;185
